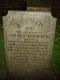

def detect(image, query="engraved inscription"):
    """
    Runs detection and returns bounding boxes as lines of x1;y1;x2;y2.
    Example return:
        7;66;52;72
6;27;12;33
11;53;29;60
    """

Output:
3;11;56;76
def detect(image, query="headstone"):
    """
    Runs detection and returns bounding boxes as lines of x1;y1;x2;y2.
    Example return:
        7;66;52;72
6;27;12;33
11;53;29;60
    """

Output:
3;11;56;79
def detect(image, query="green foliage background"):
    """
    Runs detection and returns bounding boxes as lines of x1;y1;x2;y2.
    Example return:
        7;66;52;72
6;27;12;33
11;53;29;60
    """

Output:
52;19;60;74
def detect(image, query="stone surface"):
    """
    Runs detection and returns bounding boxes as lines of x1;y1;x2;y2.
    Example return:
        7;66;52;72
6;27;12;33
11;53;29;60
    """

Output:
3;11;56;78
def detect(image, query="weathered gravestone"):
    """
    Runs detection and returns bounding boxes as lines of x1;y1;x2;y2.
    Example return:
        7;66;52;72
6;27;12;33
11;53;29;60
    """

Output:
3;11;56;79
